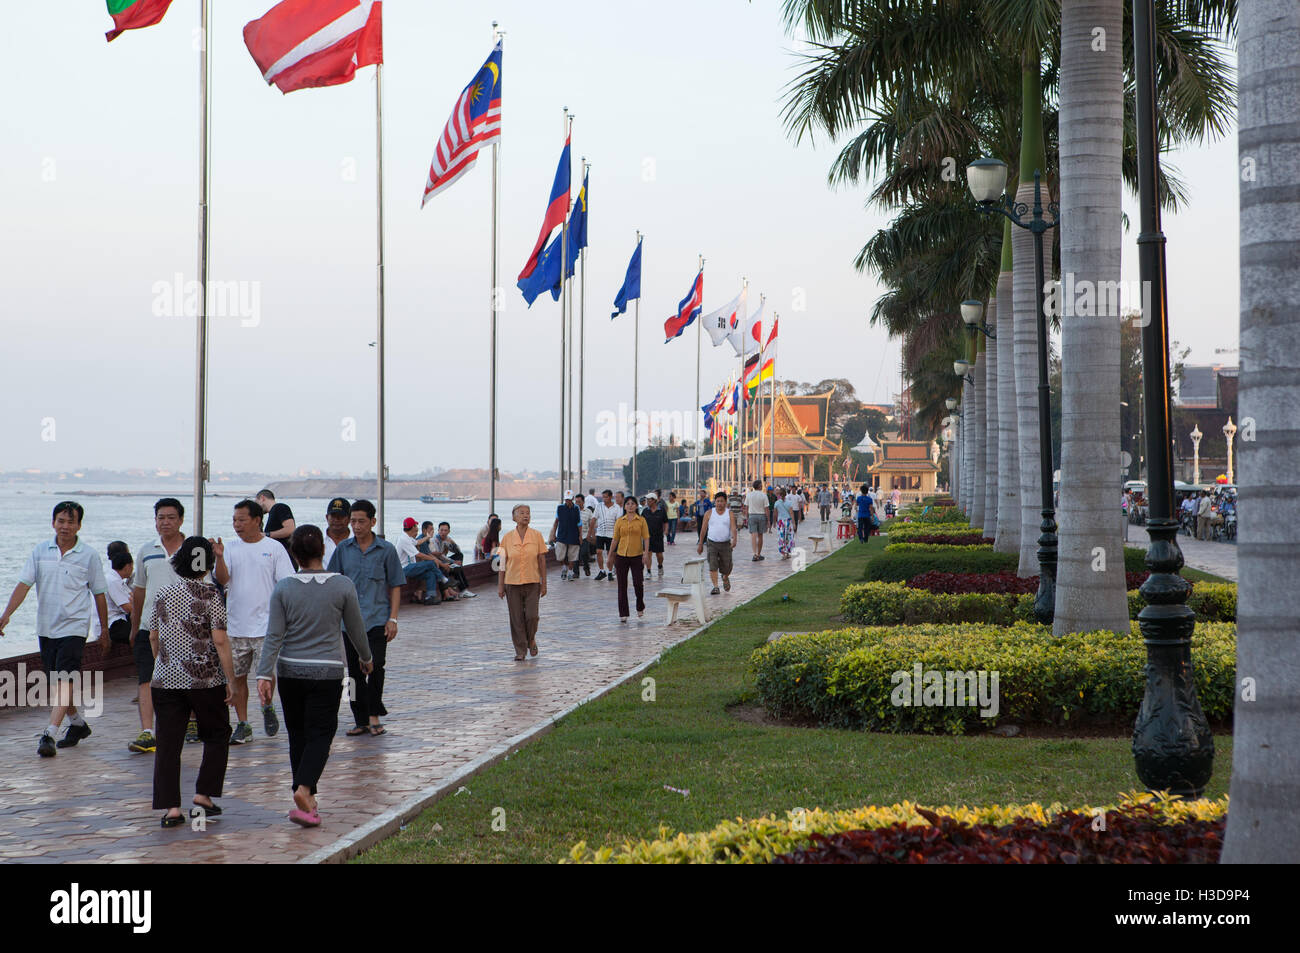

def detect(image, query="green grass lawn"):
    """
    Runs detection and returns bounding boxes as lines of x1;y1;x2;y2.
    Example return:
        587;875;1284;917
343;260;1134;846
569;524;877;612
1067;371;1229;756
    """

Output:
356;536;1232;864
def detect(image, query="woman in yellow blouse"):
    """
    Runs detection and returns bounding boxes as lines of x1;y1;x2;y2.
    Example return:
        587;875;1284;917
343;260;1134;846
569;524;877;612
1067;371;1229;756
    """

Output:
611;497;650;621
496;504;549;660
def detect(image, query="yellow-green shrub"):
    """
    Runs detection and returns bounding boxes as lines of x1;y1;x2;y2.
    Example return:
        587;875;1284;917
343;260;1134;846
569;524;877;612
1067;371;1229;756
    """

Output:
886;523;984;543
1128;582;1237;622
750;622;1236;734
841;581;1023;626
565;792;1228;864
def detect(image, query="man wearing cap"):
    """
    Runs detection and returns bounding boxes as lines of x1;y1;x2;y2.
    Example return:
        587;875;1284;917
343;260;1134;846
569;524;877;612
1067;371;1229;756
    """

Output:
548;490;583;581
395;518;458;604
323;498;352;568
642;493;668;577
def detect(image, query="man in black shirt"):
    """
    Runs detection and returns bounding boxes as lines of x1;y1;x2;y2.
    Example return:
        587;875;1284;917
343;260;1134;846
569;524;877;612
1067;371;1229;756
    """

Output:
257;489;296;566
643;494;668;577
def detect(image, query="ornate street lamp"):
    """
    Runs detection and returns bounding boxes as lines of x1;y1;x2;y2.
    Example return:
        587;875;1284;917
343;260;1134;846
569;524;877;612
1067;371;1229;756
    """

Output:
953;359;974;384
967;156;1059;624
1223;417;1237;484
961;299;996;339
945;397;963;416
1190;424;1202;485
1129;0;1213;797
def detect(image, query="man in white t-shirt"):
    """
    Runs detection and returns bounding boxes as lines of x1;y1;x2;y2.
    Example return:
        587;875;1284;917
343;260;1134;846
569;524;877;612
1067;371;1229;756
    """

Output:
593;489;621;581
743;479;770;562
213;498;294;744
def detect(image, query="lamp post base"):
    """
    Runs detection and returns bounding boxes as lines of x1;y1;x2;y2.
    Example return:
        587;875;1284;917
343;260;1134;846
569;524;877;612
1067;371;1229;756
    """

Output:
1033;510;1057;624
1131;517;1214;798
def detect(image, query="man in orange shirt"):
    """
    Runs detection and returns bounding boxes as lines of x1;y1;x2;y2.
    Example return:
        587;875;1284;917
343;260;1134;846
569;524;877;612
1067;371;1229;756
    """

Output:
496;504;548;661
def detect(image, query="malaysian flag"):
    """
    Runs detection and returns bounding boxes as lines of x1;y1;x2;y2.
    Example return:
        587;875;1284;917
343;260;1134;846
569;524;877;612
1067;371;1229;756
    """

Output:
421;40;502;206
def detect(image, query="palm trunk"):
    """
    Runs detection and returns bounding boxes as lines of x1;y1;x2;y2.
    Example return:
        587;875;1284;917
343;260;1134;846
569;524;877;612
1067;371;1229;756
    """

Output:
994;236;1020;555
1223;0;1300;864
1053;0;1129;636
1012;60;1049;577
962;375;974;512
970;348;986;528
983;296;999;539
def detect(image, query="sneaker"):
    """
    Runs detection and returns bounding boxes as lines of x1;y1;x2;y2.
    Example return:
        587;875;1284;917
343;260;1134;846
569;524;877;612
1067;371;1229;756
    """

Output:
56;722;91;748
461;589;478;598
559;569;569;580
595;571;606;581
229;722;253;745
711;586;721;595
37;733;57;758
185;719;199;744
128;730;157;753
262;704;279;738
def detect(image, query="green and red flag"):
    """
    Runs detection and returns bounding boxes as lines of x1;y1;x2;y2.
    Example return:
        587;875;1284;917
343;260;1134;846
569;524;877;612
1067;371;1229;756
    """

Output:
105;0;174;42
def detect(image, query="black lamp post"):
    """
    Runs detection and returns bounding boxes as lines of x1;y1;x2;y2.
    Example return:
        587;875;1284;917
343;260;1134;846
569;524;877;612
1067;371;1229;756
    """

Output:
967;159;1059;624
1128;0;1213;797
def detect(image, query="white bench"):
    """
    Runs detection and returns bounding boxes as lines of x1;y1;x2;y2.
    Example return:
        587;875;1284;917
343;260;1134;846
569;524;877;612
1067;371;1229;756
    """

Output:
807;533;827;553
657;557;708;625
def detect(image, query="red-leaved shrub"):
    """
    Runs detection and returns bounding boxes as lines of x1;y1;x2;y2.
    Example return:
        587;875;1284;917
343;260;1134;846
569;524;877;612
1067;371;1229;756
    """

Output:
903;534;995;546
771;805;1223;864
905;570;1151;594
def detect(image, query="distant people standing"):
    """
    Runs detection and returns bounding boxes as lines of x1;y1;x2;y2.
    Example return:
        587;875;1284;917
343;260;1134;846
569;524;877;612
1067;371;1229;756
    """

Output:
642;494;668;577
744;480;769;562
666;492;680;545
0;501;110;759
697;491;738;594
817;485;832;523
149;536;234;828
773;488;795;557
497;504;548;660
692;490;712;543
612;496;650;620
212;498;296;745
1197;492;1213;540
856;484;875;542
576;502;596;578
594;490;620;580
128;498;194;752
322;497;352;568
549;490;584;581
327;500;404;737
258;525;372;828
257;489;297;565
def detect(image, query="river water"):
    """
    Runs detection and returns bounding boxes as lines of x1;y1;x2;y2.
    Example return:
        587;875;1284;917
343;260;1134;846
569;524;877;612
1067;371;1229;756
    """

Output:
0;485;557;659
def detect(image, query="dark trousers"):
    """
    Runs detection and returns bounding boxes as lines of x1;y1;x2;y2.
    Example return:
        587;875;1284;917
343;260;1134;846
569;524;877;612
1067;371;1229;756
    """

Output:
614;554;645;617
857;517;871;541
152;684;229;810
446;564;471;591
505;583;540;655
819;505;831;522
278;677;343;795
666;518;677;543
344;626;388;727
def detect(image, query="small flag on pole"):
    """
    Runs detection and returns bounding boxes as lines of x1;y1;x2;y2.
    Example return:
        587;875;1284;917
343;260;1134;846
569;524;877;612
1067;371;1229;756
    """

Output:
664;270;703;342
421;40;502;205
702;290;743;348
729;297;763;357
105;0;174;42
518;137;571;281
243;0;383;94
612;238;642;319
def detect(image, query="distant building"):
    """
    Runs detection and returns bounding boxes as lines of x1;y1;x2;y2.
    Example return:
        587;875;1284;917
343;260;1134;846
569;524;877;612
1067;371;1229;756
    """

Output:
586;458;628;485
1173;364;1238;483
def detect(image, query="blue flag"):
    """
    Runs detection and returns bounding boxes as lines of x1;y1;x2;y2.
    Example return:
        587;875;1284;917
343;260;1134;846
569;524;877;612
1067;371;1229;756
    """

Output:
517;232;565;307
611;238;642;318
568;171;588;265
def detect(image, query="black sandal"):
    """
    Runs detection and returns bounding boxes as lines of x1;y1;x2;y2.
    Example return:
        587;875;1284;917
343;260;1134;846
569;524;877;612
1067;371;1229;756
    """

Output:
161;812;185;828
191;802;222;818
346;726;369;736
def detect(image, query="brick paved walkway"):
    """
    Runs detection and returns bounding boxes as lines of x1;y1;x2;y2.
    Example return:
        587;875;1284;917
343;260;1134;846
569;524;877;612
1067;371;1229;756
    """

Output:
1138;531;1238;582
0;525;846;863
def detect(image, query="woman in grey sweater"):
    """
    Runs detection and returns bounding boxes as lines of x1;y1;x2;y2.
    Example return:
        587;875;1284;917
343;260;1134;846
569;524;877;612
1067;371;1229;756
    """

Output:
257;525;372;827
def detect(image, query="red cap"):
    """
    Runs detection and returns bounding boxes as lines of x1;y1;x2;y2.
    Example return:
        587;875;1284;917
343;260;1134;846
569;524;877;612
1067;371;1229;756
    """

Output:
403;517;417;530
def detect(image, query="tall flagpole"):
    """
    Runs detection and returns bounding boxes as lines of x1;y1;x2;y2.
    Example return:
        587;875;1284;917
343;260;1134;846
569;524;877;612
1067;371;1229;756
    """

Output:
488;23;502;518
694;254;704;490
770;313;777;486
193;0;212;535
558;108;571;497
738;279;748;490
578;159;589;496
633;230;641;496
375;63;387;534
567;159;581;497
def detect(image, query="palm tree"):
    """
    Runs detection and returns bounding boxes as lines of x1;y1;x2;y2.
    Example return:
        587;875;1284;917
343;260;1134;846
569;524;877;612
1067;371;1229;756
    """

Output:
994;223;1021;555
1223;0;1300;865
1053;0;1130;634
983;294;1000;538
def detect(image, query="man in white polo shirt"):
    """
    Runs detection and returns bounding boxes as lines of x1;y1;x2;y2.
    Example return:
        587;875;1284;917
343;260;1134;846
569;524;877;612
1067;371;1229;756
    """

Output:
0;501;109;758
593;489;621;581
743;479;770;562
213;498;295;744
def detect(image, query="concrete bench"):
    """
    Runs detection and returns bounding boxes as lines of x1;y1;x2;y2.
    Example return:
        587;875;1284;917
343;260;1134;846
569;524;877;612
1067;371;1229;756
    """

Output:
807;533;827;553
656;557;708;625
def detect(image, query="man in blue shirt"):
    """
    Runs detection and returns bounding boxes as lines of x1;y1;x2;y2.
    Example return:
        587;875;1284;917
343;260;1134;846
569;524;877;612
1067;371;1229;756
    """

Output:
548;490;584;580
326;499;405;736
692;490;712;543
855;484;876;543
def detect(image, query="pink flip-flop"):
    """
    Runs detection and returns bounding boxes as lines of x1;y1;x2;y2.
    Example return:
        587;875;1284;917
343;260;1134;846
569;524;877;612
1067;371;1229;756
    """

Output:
289;808;321;827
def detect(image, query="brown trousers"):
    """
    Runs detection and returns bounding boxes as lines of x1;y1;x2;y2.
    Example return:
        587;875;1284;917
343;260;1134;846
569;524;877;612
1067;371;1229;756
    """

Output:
505;583;540;655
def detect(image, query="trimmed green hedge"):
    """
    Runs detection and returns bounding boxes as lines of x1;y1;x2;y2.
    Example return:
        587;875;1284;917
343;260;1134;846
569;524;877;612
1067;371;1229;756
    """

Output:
884;542;992;555
886;524;985;543
750;622;1237;734
845;580;1237;627
865;548;1017;582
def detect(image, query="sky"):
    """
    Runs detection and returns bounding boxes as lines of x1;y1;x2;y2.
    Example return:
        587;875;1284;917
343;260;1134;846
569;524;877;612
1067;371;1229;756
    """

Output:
0;1;1239;476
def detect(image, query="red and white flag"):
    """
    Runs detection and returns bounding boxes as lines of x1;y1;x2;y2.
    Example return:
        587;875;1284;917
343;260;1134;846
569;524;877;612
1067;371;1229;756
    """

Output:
244;0;382;94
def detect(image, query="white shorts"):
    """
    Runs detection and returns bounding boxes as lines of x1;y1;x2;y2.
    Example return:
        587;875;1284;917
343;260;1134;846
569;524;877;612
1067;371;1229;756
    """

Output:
554;542;581;562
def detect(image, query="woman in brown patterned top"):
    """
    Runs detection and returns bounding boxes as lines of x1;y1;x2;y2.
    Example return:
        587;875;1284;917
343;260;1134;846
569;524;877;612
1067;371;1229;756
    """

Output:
148;536;236;829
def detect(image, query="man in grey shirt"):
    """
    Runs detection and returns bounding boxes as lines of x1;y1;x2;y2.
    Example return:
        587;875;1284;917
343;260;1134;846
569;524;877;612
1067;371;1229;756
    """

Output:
816;485;833;523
